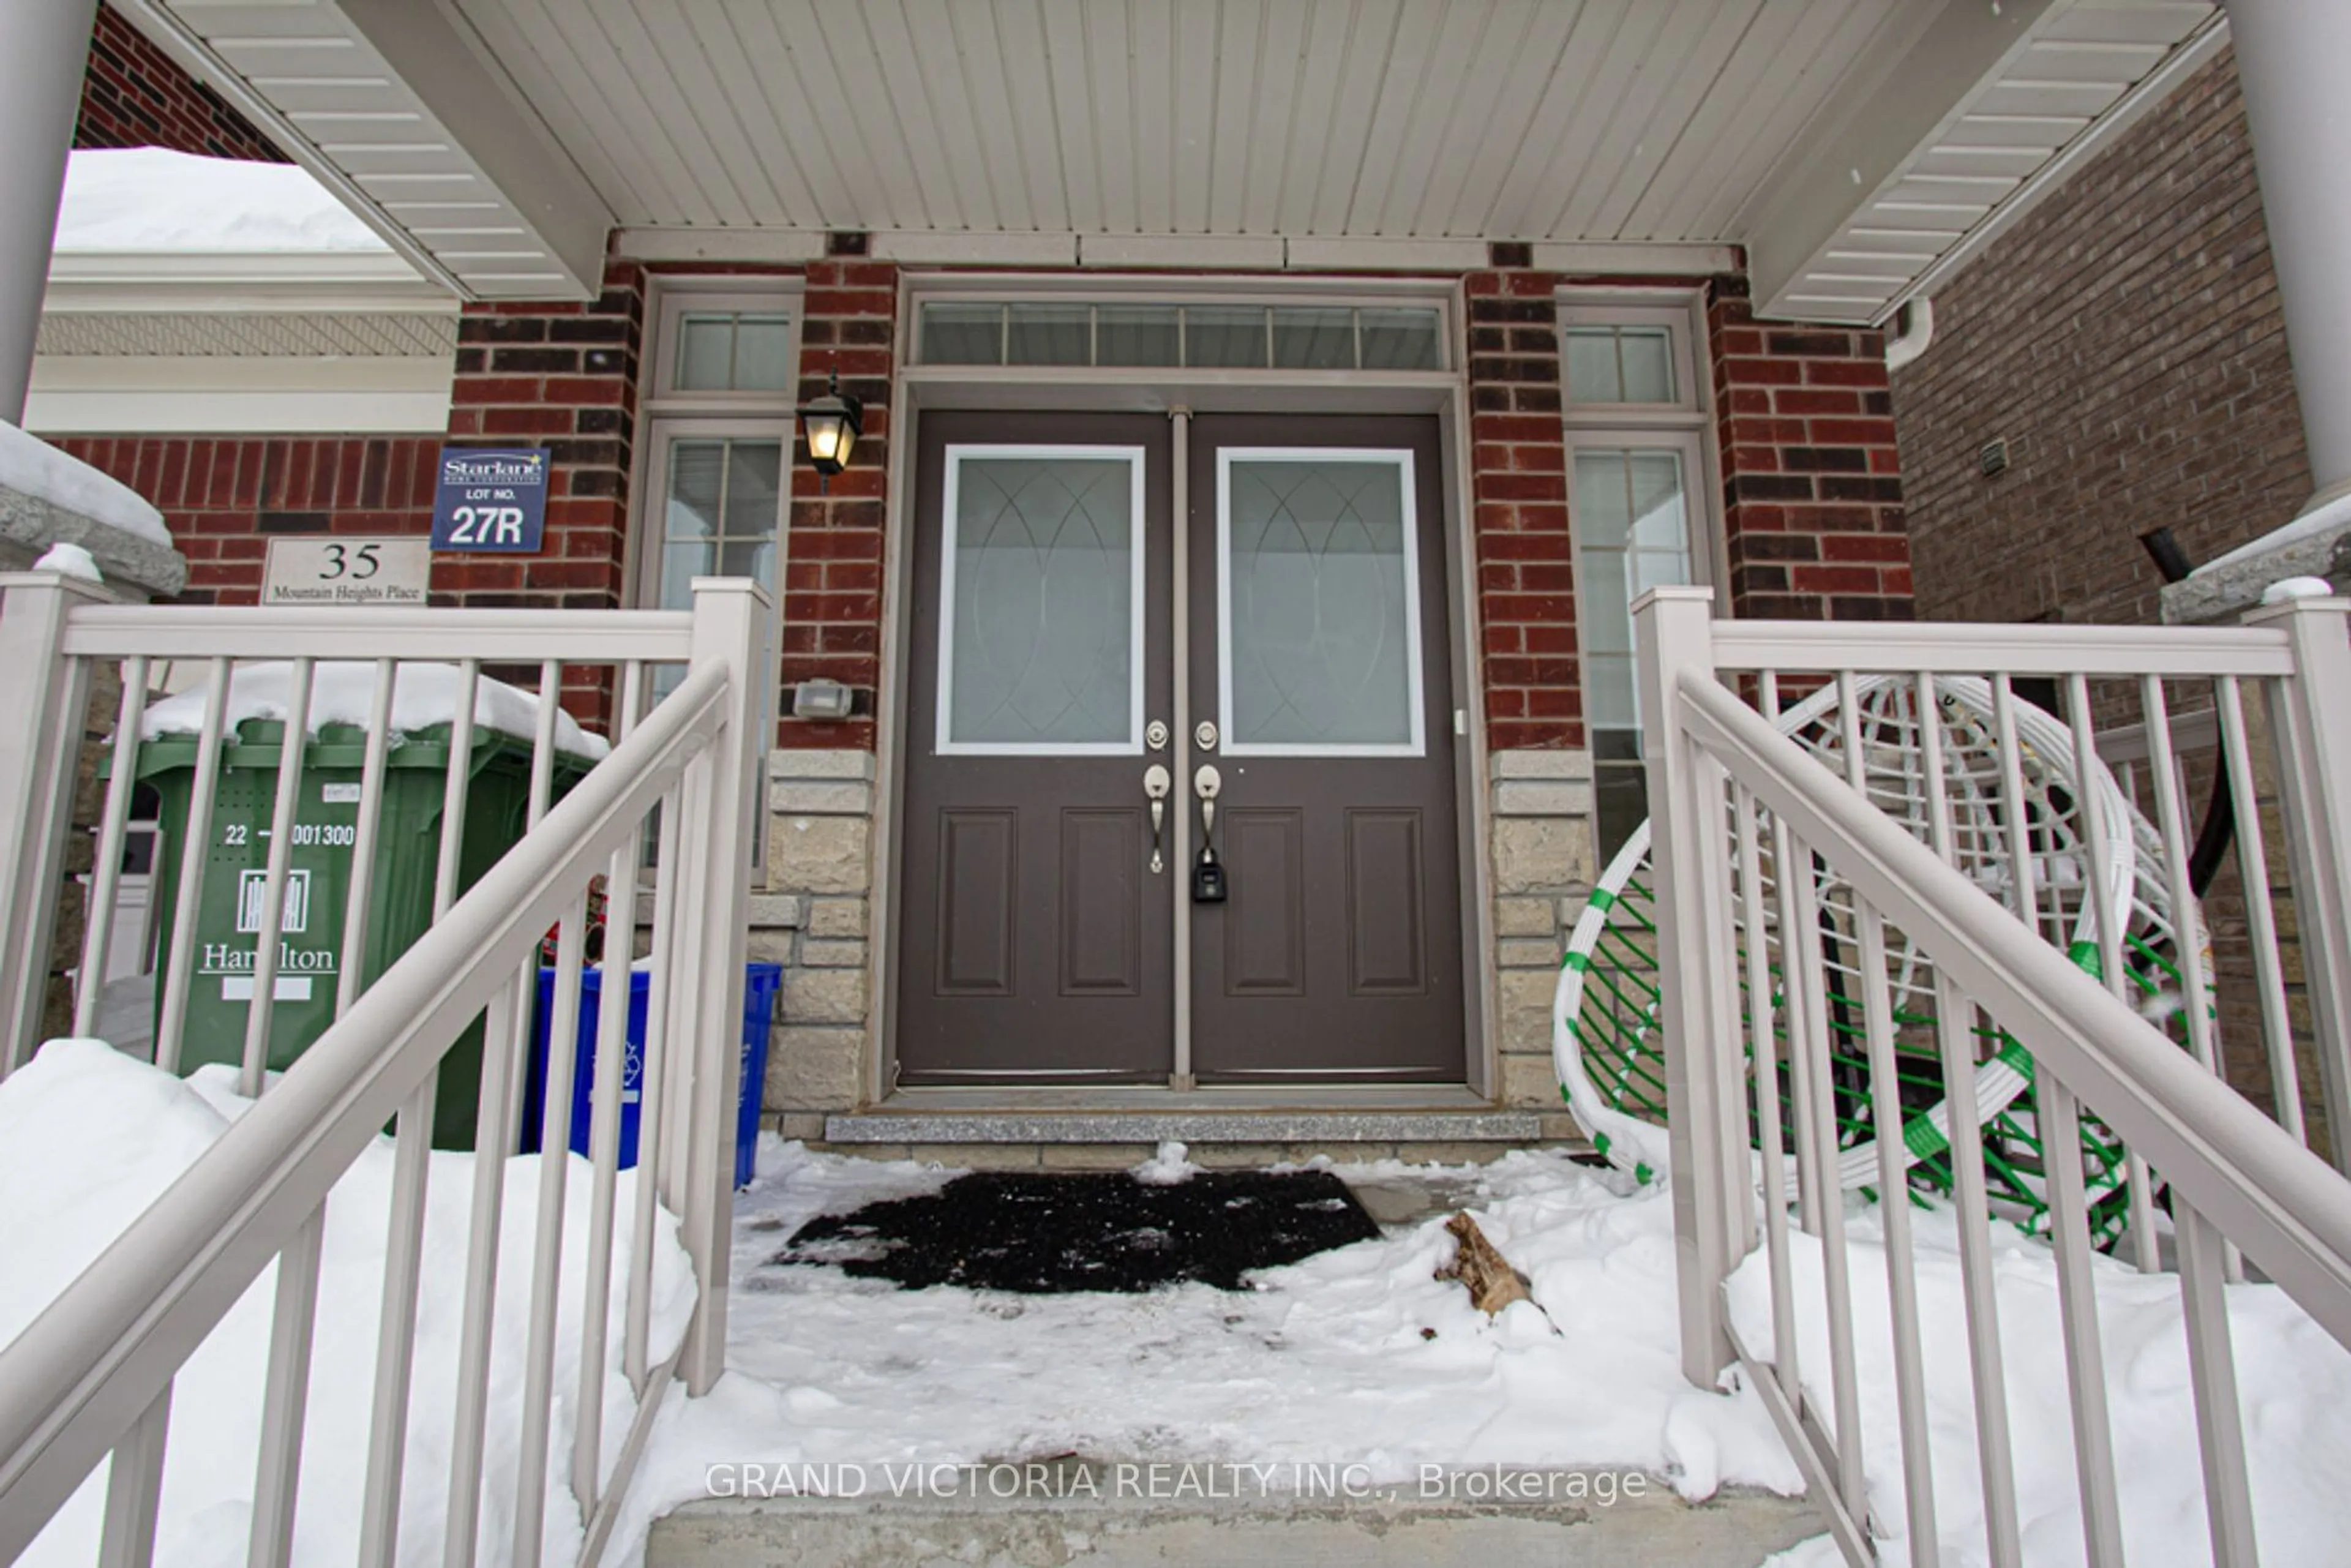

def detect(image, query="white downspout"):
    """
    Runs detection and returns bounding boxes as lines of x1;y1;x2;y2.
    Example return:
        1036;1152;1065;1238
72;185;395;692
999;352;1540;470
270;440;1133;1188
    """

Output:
1884;298;1936;374
0;0;99;426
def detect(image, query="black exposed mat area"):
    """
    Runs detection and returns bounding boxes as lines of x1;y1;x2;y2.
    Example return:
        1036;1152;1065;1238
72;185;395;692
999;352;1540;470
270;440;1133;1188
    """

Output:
774;1169;1382;1293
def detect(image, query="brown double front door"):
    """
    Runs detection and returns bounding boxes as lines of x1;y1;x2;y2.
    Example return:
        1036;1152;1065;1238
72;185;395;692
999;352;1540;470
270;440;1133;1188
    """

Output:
896;410;1463;1085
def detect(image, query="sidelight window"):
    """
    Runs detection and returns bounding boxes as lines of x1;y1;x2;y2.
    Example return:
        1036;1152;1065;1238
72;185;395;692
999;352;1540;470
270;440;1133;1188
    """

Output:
1559;299;1715;861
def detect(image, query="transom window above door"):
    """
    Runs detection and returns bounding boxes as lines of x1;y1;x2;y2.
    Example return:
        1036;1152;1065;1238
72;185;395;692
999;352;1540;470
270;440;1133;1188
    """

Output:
916;301;1445;372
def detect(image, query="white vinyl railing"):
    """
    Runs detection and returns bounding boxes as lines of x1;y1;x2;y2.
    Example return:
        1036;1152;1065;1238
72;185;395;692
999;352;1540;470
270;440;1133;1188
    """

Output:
1638;586;2351;1567
0;573;768;1567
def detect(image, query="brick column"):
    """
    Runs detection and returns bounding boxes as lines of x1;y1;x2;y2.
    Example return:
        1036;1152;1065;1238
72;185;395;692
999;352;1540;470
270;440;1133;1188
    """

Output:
778;254;896;753
1467;261;1581;751
1706;276;1913;621
436;261;643;612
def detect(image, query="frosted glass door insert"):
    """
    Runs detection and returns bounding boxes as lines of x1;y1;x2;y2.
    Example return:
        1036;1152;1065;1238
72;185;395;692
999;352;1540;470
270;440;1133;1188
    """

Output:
938;448;1146;753
1219;451;1423;754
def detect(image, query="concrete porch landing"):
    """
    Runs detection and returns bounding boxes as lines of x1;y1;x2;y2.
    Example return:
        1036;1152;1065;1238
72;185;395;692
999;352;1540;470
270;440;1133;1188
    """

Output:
647;1471;1825;1567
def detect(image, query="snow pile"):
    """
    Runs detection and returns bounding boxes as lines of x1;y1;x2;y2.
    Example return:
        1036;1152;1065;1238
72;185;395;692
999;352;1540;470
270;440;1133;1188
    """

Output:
1729;1205;2351;1567
0;1038;694;1567
53;148;388;255
31;541;103;583
599;1143;1804;1558
141;661;612;760
1131;1139;1201;1185
0;419;171;547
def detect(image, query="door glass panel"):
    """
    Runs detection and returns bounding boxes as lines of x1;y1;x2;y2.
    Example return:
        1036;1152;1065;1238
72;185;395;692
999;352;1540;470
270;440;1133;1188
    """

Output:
1221;453;1421;754
941;451;1142;752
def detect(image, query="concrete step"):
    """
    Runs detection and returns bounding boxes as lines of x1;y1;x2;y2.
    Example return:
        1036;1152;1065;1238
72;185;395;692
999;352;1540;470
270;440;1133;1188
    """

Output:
646;1467;1824;1568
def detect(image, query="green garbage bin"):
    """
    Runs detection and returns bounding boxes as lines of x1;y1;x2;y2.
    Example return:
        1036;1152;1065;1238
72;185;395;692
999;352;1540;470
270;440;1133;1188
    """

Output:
130;718;598;1148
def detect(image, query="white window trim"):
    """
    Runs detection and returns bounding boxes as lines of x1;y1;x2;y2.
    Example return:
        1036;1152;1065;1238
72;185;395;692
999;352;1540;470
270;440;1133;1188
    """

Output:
1217;446;1427;759
1557;290;1722;830
1556;301;1708;429
649;282;807;412
631;278;804;615
632;418;794;612
934;443;1149;758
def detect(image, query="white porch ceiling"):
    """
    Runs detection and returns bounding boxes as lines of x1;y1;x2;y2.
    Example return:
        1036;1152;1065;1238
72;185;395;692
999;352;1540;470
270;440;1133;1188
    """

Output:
116;0;2220;324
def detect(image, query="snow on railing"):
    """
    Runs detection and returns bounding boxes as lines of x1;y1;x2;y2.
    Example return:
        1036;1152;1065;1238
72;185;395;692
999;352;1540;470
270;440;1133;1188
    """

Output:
1633;586;2351;1567
0;575;767;1567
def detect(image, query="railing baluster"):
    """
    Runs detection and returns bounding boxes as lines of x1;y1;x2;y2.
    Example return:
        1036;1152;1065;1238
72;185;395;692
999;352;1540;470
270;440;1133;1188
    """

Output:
1916;674;2023;1567
74;655;148;1038
2042;1072;2129;1568
514;886;593;1566
1734;782;1800;1409
239;658;315;1097
359;659;477;1568
626;773;684;1392
1784;822;1868;1520
2216;677;2306;1147
246;1213;324;1568
153;658;231;1075
1835;672;1939;1559
574;661;645;1509
2175;1198;2260;1567
96;1383;170;1568
332;659;398;1017
2064;673;2159;1270
1760;672;1828;1236
503;659;568;1155
441;976;519;1568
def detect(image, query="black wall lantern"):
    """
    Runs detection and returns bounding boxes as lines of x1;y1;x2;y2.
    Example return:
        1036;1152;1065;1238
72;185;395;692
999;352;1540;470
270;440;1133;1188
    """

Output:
797;369;862;486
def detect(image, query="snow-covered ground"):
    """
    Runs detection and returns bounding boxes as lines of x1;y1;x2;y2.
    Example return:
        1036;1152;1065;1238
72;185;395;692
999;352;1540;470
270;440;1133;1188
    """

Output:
0;1040;691;1567
598;1141;1807;1559
10;1043;2351;1567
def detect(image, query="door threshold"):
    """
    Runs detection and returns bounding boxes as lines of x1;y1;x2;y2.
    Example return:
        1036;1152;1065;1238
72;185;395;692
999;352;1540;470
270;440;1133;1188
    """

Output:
875;1082;1496;1111
827;1090;1548;1148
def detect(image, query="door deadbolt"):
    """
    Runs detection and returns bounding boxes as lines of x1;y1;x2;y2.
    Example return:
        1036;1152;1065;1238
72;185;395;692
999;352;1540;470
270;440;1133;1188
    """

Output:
1146;719;1169;752
1194;719;1218;752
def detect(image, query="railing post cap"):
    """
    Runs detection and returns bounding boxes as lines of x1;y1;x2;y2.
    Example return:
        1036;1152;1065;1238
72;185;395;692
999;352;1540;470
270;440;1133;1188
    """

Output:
686;576;775;609
0;570;119;602
1632;585;1715;612
2242;586;2350;625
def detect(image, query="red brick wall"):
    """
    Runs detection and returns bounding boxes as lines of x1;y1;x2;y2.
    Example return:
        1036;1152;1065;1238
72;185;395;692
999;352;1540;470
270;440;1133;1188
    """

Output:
1467;260;1918;751
1707;277;1913;621
43;436;438;604
1891;47;2308;627
75;2;285;163
779;255;896;752
1466;267;1579;751
437;263;644;610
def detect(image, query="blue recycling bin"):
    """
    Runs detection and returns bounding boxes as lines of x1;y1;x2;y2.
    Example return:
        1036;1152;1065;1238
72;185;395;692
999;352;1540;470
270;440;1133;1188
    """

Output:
526;962;782;1190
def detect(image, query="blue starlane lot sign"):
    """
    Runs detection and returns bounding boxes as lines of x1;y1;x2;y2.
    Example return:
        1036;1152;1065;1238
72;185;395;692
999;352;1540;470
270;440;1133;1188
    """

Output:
430;447;550;553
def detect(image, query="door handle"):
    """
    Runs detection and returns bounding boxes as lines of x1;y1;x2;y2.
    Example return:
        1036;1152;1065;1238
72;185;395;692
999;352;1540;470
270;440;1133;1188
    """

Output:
1190;765;1227;903
1143;763;1172;873
1193;764;1221;843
